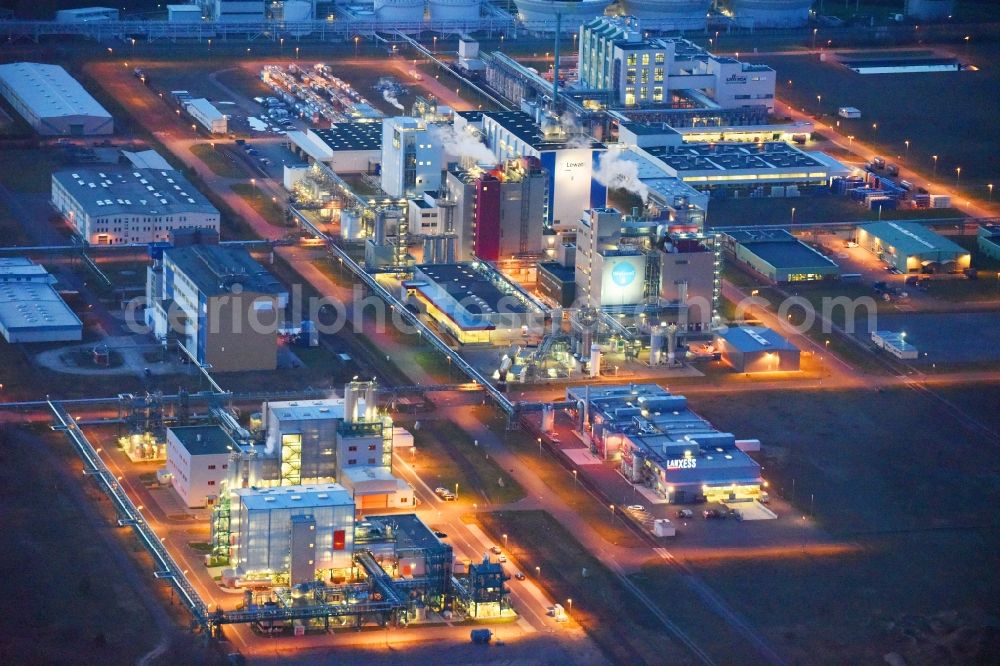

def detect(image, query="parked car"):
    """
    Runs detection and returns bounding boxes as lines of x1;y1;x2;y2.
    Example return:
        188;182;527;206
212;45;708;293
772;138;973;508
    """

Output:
433;530;448;539
490;546;502;555
497;554;507;563
514;572;526;580
626;504;646;513
703;509;724;519
676;509;694;518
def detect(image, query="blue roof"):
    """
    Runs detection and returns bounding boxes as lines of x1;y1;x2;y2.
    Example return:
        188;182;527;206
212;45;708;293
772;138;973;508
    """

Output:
716;326;798;353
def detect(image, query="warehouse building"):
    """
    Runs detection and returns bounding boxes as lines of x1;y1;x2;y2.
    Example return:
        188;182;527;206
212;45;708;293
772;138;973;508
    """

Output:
567;383;764;504
165;425;236;508
725;229;840;283
185;98;228;135
856;221;971;274
403;262;545;344
0;62;113;136
52;168;219;245
286;123;382;173
978;223;1000;262
0;258;82;343
146;240;287;372
714;326;800;372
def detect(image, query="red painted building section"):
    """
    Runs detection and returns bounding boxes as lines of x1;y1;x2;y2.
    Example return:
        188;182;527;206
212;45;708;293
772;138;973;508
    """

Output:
474;175;502;261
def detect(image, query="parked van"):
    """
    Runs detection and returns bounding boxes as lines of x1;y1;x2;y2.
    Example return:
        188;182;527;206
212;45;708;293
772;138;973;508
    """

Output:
900;180;913;190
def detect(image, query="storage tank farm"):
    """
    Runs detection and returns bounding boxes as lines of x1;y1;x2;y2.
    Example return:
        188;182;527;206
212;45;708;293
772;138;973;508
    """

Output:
726;0;812;27
374;0;425;21
615;0;711;30
512;0;615;30
429;0;482;20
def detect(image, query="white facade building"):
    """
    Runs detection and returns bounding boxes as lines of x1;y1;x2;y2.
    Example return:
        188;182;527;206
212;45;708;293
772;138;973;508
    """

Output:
0;62;113;136
575;208;648;309
381;117;442;198
185;98;228;135
0;258;82;343
230;484;356;583
55;7;118;22
166;425;235;508
577;17;776;111
211;0;264;21
52;168;219;244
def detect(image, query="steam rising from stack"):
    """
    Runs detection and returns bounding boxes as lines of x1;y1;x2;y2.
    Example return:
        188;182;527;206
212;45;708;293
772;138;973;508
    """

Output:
594;150;649;203
382;90;405;111
430;124;497;167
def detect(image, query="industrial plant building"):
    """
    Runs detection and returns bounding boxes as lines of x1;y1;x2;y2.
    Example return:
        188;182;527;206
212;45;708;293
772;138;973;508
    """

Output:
211;0;265;22
403;262;545;344
856;222;971;274
715;326;800;372
166;425;237;508
578;17;776;111
145;238;288;372
0;62;112;136
51;168;219;245
381;117;442;198
567;384;763;504
442;159;549;261
725;229;840;283
286;123;382;172
0;258;82;343
478;111;606;226
724;0;812;28
571;207;720;328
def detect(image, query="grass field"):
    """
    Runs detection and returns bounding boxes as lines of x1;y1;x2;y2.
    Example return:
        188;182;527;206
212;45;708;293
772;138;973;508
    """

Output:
408;418;524;506
681;385;1000;663
230;182;289;227
190;143;247;179
749;42;1000;197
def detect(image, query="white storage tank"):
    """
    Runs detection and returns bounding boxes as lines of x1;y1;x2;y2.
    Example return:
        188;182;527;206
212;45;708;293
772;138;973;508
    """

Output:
513;0;613;31
374;0;425;21
616;0;711;31
429;0;481;21
727;0;812;27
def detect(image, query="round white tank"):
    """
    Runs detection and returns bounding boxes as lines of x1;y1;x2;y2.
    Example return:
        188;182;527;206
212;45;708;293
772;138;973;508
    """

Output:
374;0;425;21
429;0;481;21
513;0;613;31
727;0;812;27
616;0;711;31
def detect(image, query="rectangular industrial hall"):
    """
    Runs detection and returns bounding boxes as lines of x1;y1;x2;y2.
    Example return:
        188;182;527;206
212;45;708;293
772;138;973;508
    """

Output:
0;62;113;136
856;221;971;273
725;229;840;283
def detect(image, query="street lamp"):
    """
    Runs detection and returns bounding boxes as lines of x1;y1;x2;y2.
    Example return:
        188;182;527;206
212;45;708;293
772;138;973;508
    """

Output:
790;207;796;225
295;47;300;60
932;155;938;177
989;183;994;202
847;135;854;148
537;437;542;454
572;469;578;487
955;166;961;185
904;139;910;158
567;598;573;613
251;178;256;195
816;94;821;113
433;36;437;54
871;122;877;144
455;482;459;499
812;28;818;50
502;533;508;548
535;566;541;577
354;36;360;56
280;37;284;56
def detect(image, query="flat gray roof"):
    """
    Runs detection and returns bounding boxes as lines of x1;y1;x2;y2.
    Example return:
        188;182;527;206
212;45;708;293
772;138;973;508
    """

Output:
645;142;824;173
168;425;236;456
165;244;285;298
52;167;217;218
312;123;383;151
237;484;353;511
0;62;111;120
0;281;82;333
861;221;968;257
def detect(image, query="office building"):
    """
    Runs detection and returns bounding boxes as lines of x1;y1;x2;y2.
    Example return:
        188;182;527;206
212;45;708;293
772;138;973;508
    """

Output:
381;117;442;198
166;425;236;508
0;62;112;136
577;17;776;111
52;168;219;245
145;240;287;372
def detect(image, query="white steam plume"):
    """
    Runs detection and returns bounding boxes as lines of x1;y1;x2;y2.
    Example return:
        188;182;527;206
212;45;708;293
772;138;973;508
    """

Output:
430;124;497;166
594;150;649;203
561;112;593;149
382;90;404;111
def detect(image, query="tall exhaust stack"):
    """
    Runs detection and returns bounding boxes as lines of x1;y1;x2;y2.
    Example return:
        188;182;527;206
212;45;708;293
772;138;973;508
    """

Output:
552;12;561;110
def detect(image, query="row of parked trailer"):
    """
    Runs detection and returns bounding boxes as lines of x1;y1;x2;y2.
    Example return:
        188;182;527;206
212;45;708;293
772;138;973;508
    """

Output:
260;63;383;126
